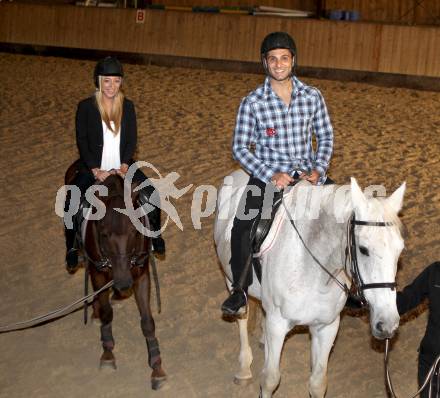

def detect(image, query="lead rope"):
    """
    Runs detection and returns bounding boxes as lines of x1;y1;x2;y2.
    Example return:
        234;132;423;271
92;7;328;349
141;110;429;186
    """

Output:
84;265;89;324
0;279;114;333
385;339;440;398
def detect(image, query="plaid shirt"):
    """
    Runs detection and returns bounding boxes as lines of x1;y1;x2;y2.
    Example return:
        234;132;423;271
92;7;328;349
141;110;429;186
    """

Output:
232;76;333;184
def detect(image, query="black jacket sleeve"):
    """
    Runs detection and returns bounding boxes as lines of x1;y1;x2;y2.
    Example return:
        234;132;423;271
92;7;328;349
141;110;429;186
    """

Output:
397;264;432;315
76;99;100;170
121;99;137;165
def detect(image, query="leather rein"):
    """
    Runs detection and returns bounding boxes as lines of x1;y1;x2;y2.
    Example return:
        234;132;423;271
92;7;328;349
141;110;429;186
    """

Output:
280;197;397;304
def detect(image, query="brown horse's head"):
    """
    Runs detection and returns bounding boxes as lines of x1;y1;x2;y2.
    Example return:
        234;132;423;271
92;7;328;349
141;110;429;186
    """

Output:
89;174;149;294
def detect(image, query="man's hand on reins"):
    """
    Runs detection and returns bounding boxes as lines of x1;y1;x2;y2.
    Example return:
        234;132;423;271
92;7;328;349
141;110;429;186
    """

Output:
300;169;320;185
270;172;294;189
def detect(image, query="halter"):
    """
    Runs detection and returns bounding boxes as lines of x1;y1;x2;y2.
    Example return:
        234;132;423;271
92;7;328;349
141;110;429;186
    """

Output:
281;197;397;307
346;214;397;307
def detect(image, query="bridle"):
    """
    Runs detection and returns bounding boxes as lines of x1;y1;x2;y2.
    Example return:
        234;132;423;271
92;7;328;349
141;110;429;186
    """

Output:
281;197;397;305
346;214;397;307
91;226;150;271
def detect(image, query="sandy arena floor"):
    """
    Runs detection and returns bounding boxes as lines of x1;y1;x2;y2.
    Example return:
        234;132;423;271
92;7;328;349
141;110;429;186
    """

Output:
0;53;439;398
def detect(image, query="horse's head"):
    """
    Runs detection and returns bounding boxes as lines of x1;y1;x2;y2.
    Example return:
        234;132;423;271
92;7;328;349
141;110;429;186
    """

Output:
349;178;405;339
93;175;149;294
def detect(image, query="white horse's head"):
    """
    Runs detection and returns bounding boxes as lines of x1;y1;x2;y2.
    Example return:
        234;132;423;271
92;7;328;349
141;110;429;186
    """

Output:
350;178;405;339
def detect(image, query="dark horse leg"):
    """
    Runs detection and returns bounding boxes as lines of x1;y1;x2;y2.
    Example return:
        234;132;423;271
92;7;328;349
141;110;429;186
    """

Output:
133;268;167;390
91;271;116;370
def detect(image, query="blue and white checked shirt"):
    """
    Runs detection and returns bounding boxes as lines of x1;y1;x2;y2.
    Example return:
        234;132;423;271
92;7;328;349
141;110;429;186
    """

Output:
232;76;333;184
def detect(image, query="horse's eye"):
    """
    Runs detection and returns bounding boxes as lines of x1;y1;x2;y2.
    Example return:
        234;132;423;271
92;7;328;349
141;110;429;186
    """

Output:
359;246;370;256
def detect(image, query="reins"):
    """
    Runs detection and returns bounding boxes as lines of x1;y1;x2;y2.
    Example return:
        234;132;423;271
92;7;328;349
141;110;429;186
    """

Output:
280;197;350;294
280;195;397;302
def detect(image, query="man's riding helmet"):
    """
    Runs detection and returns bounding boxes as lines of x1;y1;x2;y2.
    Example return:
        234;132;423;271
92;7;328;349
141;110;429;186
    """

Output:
94;56;124;88
260;32;297;75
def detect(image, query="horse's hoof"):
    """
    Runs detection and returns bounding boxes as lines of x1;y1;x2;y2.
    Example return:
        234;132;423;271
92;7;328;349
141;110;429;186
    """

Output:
234;376;253;386
151;375;167;390
99;359;116;370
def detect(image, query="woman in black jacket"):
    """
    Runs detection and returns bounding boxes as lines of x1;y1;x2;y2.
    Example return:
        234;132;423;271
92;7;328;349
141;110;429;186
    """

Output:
64;56;165;271
397;261;440;397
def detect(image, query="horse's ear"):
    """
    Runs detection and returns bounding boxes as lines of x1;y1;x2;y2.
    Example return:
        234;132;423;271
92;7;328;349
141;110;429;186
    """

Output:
350;177;367;209
386;182;406;214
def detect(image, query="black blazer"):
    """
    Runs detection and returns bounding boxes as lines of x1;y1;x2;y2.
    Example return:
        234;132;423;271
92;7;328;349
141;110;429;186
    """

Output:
76;96;137;170
397;261;440;361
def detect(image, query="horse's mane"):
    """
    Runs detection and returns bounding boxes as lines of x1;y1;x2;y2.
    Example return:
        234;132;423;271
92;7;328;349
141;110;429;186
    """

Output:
283;181;403;234
98;175;131;231
101;174;125;199
368;197;403;234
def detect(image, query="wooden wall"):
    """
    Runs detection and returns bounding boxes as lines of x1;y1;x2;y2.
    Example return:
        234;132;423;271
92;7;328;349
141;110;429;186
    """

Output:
325;0;440;25
152;0;316;11
1;3;439;77
8;1;440;25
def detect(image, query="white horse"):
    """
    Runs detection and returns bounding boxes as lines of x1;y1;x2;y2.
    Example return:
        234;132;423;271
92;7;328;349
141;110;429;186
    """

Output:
214;170;406;398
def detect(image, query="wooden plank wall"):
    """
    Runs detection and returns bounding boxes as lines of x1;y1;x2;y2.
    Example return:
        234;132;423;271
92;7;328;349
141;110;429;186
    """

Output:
8;1;440;25
152;0;316;11
1;3;439;77
325;0;440;25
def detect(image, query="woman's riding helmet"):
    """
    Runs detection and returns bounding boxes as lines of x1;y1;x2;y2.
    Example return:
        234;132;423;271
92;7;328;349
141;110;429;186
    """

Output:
94;56;124;88
260;32;297;75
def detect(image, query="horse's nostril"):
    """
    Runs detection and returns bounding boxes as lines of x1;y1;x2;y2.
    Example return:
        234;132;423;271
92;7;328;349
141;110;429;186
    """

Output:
114;280;133;292
376;321;384;333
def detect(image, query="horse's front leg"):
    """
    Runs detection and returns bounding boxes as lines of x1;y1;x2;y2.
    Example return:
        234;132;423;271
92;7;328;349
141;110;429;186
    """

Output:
92;275;116;370
234;314;253;385
260;310;290;398
308;316;340;398
133;268;167;390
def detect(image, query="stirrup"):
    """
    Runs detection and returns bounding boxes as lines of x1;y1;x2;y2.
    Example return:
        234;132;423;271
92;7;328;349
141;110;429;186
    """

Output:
221;289;248;316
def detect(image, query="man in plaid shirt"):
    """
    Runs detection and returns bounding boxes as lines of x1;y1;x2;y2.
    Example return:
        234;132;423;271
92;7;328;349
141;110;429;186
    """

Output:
222;32;334;316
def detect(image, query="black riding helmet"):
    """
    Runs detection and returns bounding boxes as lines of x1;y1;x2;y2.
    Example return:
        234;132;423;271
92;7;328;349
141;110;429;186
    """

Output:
94;56;124;88
260;32;297;75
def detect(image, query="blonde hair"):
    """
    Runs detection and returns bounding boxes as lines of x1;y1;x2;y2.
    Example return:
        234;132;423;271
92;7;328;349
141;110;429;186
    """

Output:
95;76;124;134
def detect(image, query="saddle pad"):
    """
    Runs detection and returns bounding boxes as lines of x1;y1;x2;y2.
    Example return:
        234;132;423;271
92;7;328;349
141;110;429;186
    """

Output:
256;190;292;257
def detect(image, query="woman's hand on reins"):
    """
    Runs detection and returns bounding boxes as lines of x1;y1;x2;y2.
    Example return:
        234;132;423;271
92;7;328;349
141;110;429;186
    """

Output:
92;168;112;182
115;163;129;178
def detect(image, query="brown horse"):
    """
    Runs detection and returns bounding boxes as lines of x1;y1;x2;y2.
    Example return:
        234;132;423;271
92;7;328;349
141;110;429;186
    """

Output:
77;173;167;390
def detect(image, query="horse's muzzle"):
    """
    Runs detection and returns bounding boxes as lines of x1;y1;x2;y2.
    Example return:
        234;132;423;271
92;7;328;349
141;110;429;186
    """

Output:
372;319;399;340
113;274;133;293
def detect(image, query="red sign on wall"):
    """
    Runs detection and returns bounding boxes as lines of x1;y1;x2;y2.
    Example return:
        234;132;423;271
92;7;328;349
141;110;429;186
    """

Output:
136;9;145;24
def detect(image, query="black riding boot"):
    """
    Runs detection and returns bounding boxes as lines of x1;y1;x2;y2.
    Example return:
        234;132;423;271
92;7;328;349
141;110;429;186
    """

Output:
221;287;248;316
64;190;79;273
148;206;166;256
64;227;79;273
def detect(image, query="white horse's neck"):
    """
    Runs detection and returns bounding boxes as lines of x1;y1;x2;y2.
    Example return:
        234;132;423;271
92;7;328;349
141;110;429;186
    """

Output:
280;183;353;275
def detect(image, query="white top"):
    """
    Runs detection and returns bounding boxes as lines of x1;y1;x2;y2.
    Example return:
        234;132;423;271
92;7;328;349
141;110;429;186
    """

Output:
100;121;121;171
